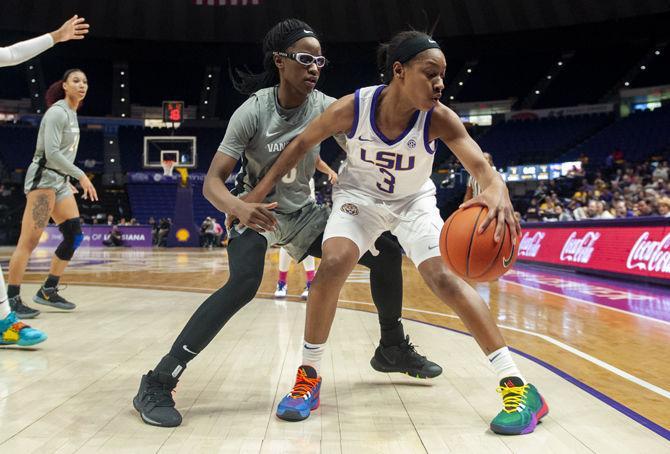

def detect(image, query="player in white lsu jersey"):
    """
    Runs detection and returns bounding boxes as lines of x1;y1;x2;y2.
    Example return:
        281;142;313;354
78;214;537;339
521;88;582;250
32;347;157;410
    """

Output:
246;30;547;435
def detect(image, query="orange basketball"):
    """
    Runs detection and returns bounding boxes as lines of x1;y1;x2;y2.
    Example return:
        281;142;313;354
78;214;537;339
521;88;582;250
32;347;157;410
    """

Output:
439;206;518;282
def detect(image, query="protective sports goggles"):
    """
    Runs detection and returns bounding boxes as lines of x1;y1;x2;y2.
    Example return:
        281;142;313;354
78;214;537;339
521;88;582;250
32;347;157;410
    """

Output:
273;51;327;68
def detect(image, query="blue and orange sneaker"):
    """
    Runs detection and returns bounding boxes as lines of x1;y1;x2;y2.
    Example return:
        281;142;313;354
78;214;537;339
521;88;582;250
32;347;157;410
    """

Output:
0;311;48;346
276;365;321;421
490;377;549;435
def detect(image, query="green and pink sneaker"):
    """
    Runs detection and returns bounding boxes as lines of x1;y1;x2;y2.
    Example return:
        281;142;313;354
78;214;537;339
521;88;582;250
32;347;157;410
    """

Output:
490;377;549;435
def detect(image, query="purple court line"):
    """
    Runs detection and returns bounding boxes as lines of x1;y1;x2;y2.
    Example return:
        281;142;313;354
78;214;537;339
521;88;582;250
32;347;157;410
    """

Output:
403;317;670;441
501;264;670;323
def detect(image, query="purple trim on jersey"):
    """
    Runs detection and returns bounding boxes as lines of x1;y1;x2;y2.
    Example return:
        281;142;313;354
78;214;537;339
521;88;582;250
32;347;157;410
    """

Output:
423;108;436;154
369;85;420;146
347;89;361;139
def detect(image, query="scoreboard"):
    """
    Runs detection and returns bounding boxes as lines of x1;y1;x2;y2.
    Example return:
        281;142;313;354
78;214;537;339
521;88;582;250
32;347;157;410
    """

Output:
503;161;581;182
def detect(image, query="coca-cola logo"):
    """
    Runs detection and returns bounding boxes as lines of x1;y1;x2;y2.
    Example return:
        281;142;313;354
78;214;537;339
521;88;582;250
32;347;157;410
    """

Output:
518;232;545;257
626;232;670;274
560;231;600;264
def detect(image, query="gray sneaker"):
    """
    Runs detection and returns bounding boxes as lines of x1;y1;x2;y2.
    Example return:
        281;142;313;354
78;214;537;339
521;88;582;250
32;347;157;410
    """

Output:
33;286;76;310
133;371;182;427
9;295;40;319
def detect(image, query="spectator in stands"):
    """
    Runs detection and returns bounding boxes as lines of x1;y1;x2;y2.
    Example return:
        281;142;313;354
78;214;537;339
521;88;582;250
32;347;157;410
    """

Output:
556;205;573;222
156;218;172;247
525;198;541;222
658;197;670;217
613;200;631;218
103;225;124;247
634;199;655;217
652;161;669;182
106;214;114;225
594;201;614;219
212;218;225;247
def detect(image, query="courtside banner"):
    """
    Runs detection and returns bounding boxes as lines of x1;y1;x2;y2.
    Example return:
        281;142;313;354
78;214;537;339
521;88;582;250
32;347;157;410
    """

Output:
517;220;670;283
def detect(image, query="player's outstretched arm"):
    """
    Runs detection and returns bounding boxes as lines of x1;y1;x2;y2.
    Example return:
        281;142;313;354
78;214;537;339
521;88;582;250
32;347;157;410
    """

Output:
0;16;89;68
431;103;520;243
246;94;355;204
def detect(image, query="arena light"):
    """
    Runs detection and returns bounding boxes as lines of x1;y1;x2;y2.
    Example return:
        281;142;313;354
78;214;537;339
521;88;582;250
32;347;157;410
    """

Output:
557;61;563;66
121;84;125;88
466;68;472;73
120;71;125;76
121;113;126;117
36;109;41;113
110;158;115;163
121;98;125;102
535;90;540;94
624;81;630;86
204;100;208;104
655;50;661;55
449;95;454;100
546;75;552;79
31;78;35;83
109;140;114;144
458;81;463;86
640;65;646;70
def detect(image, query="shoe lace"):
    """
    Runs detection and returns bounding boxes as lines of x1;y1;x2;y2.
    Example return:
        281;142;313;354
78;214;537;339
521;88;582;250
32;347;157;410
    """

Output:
401;337;427;360
10;321;28;331
12;296;30;311
146;380;176;407
287;368;319;399
496;384;529;413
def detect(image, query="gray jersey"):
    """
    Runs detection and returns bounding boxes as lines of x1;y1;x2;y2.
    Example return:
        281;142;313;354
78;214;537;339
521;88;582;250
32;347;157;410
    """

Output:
32;99;84;180
218;87;339;214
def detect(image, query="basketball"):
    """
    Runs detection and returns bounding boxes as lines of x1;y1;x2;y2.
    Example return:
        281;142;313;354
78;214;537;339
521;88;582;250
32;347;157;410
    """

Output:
439;206;518;282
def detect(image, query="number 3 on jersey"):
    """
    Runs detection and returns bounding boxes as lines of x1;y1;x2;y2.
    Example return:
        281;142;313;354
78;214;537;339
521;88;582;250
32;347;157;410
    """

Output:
377;168;395;193
282;167;297;184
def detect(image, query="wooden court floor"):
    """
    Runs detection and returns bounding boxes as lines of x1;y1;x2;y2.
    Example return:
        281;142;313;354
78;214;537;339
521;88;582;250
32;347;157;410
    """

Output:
1;246;669;453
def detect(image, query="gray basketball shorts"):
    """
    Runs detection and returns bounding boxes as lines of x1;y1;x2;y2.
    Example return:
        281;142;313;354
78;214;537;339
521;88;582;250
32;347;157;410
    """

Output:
229;201;330;262
24;162;72;202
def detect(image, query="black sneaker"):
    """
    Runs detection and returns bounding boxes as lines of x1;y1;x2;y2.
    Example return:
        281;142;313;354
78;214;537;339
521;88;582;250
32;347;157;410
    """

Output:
370;335;443;379
8;295;40;319
133;371;182;427
33;286;76;310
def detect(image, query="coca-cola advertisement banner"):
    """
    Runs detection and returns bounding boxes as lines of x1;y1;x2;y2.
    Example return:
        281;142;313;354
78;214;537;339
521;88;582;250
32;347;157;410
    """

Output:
38;225;153;248
517;223;670;283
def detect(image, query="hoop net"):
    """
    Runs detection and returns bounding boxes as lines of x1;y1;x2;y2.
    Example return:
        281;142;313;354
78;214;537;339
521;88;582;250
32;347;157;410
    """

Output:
161;160;176;177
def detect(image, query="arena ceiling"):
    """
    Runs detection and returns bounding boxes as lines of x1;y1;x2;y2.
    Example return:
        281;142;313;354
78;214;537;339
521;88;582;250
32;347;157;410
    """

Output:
1;0;669;42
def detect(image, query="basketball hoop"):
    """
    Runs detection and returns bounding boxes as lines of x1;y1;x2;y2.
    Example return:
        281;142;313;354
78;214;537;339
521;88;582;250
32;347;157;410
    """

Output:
161;159;176;177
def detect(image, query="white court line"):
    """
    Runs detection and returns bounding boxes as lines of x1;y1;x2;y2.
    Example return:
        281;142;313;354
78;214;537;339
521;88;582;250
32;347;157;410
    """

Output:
337;297;670;401
51;280;670;401
499;278;670;327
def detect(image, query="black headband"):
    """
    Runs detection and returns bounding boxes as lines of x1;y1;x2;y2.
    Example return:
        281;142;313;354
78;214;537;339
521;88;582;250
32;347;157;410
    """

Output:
280;28;317;51
390;36;441;65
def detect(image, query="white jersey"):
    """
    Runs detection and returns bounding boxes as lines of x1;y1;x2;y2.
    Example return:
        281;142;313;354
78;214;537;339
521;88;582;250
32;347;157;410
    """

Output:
338;85;437;201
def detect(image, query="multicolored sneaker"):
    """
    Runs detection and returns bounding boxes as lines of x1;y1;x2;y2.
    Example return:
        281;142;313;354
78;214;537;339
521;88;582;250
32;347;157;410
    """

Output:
276;365;321;421
0;311;47;346
274;281;288;298
490;377;549;435
9;295;40;319
300;282;311;300
370;335;443;378
33;286;76;310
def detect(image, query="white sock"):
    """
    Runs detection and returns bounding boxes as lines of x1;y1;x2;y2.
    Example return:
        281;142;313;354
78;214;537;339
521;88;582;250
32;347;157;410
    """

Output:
0;266;9;319
488;347;525;383
302;340;326;374
278;247;292;273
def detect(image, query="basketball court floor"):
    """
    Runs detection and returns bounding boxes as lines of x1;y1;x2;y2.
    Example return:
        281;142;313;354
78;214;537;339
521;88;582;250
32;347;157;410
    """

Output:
0;246;668;453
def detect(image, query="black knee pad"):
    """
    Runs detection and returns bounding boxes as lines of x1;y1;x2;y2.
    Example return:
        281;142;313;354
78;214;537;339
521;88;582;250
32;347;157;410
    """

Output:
55;218;83;261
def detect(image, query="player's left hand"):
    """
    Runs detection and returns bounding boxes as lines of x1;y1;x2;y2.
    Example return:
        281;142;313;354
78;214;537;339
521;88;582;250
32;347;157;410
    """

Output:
327;170;338;184
460;182;520;244
52;15;90;43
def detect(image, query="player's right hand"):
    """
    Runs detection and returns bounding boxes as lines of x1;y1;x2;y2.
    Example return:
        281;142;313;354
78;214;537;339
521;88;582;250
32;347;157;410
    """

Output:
229;201;278;233
78;174;98;201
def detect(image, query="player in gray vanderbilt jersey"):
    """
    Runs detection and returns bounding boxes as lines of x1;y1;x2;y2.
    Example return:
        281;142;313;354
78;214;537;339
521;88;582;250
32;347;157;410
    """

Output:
24;98;85;201
134;19;439;429
218;86;340;259
7;69;97;321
